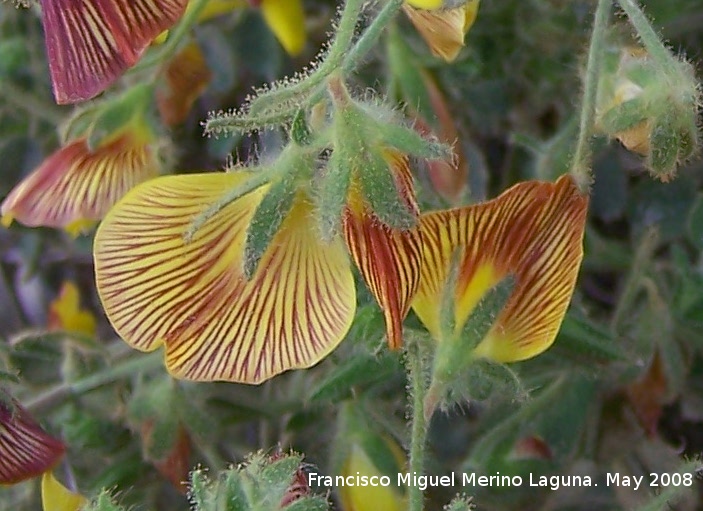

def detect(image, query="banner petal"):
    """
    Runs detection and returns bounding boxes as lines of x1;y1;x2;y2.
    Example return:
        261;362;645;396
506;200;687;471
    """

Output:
0;401;65;484
41;0;188;103
1;137;159;236
94;173;356;383
413;175;588;361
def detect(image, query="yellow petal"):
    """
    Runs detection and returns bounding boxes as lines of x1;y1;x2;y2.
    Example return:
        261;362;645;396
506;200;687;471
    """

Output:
260;0;306;56
194;0;245;21
48;282;97;336
0;401;65;485
40;0;188;103
412;175;588;362
344;154;423;350
94;173;356;384
41;472;87;511
403;0;480;62
404;0;443;9
1;135;159;236
339;445;405;511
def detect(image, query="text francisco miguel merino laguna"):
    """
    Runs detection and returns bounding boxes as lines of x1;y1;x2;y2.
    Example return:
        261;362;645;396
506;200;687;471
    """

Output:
307;471;650;492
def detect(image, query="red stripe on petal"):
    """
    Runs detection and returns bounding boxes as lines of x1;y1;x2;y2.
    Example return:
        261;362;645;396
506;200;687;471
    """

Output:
0;401;65;484
41;0;188;103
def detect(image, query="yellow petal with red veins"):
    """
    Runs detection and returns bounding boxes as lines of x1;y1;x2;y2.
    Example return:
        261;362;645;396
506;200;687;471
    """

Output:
40;0;188;104
260;0;306;56
412;175;588;362
41;472;87;511
94;173;356;384
0;401;65;484
343;154;423;350
1;136;159;237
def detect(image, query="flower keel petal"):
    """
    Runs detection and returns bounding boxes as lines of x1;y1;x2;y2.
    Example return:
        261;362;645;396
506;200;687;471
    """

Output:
94;173;356;383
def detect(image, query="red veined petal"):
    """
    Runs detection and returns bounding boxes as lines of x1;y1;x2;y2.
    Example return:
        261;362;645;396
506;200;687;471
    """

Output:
0;401;65;485
1;136;159;236
94;173;356;384
344;153;423;349
413;174;588;362
40;0;188;103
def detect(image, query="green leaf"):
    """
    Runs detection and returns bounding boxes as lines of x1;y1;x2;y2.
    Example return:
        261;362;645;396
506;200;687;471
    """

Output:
244;175;297;278
308;353;401;404
375;121;452;161
291;109;312;146
554;312;625;363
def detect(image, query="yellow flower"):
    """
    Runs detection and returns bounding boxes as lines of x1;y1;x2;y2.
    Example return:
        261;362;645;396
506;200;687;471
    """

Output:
41;472;87;511
403;0;480;62
39;0;188;103
189;0;306;56
93;155;421;383
413;174;588;362
47;282;97;337
1;123;160;237
0;399;65;485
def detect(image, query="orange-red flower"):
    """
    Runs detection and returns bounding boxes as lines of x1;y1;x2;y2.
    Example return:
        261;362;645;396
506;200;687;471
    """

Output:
413;174;588;362
40;0;188;103
0;400;65;485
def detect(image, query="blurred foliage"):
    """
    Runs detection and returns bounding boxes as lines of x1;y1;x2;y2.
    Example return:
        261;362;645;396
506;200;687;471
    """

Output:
1;0;703;510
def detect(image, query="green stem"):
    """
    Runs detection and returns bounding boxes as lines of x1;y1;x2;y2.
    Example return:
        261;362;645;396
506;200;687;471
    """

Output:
25;351;164;413
246;0;366;116
407;339;428;511
342;0;405;74
570;0;611;193
617;0;676;73
133;0;210;72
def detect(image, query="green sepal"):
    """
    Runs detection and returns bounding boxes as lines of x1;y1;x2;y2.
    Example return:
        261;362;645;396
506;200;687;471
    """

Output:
358;147;416;230
375;120;452;161
291;109;313;146
283;497;330;511
189;469;217;510
256;455;303;506
83;491;125;511
185;168;279;242
647;116;680;180
215;469;249;511
598;97;648;135
244;173;297;278
445;495;476;511
86;83;154;151
316;145;353;240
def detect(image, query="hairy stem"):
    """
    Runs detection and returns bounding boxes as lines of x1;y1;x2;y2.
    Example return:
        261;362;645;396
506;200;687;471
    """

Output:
618;0;677;73
570;0;611;193
407;339;429;511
